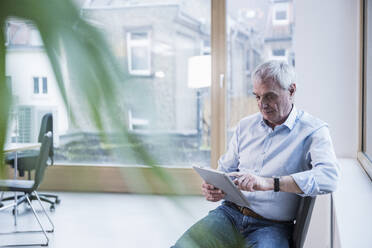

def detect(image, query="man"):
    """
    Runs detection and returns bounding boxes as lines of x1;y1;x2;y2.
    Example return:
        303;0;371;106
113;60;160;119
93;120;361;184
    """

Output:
173;60;340;248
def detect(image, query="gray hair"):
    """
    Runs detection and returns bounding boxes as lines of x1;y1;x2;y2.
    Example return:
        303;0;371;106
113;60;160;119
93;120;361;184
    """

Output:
252;60;296;89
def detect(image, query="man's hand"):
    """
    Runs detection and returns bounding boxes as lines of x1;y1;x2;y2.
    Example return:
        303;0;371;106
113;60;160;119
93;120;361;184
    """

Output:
228;172;272;192
202;181;225;202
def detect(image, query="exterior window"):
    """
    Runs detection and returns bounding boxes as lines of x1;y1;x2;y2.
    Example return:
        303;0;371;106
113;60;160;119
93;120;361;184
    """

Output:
272;3;289;25
33;77;48;95
275;10;287;20
33;77;39;94
272;48;286;57
42;77;48;93
126;31;151;76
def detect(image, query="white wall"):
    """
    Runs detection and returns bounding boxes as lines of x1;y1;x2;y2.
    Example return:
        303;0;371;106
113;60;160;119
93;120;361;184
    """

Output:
294;0;360;158
6;49;69;139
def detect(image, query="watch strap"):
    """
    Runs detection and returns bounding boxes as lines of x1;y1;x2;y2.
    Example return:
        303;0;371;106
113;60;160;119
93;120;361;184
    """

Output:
274;177;280;192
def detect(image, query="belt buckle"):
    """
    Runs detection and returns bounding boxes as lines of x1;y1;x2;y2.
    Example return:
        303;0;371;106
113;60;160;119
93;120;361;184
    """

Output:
237;205;244;213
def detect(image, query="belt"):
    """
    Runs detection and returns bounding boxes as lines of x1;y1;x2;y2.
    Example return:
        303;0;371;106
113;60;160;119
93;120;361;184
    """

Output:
224;201;292;224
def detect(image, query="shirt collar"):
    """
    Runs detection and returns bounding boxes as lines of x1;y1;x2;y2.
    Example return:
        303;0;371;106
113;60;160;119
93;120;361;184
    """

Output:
282;105;297;130
259;105;298;130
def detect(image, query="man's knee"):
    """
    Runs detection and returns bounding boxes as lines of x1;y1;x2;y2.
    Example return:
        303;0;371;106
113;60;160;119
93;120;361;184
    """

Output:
173;207;244;248
245;225;291;248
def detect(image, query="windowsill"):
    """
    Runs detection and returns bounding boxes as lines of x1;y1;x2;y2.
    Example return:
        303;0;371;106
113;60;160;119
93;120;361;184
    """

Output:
332;158;372;247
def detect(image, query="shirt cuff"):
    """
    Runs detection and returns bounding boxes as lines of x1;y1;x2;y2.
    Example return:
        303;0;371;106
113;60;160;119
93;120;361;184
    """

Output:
291;171;321;197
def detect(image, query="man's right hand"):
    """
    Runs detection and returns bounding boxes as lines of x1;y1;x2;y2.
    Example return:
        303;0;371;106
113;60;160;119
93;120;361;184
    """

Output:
202;181;225;202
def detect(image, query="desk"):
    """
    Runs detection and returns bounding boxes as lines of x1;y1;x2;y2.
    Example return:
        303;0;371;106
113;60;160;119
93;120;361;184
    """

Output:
3;143;41;226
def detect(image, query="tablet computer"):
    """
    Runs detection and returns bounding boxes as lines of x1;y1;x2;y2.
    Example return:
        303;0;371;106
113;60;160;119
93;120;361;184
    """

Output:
193;166;250;208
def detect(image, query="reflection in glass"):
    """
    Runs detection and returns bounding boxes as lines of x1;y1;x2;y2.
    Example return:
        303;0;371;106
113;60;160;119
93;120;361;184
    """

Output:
6;1;212;167
226;0;295;141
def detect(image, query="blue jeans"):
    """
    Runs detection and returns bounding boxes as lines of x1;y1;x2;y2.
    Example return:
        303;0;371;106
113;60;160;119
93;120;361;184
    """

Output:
172;202;293;248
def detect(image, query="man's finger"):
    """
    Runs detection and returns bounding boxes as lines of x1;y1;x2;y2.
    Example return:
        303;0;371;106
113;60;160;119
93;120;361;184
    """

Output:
227;172;242;177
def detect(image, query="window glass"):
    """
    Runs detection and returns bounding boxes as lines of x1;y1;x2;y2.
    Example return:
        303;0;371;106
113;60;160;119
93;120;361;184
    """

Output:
42;77;47;94
272;2;289;25
272;49;286;57
275;10;287;20
364;0;372;160
127;31;151;75
226;0;295;141
6;1;211;168
33;77;39;94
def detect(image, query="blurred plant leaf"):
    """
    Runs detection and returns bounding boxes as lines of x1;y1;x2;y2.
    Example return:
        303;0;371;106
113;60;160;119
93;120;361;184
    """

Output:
0;14;11;178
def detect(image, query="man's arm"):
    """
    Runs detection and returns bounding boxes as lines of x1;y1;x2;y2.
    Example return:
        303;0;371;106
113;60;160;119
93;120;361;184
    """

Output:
228;172;303;194
229;126;340;196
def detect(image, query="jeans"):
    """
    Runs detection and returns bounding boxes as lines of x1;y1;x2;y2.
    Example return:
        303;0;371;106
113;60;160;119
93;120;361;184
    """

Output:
172;202;293;248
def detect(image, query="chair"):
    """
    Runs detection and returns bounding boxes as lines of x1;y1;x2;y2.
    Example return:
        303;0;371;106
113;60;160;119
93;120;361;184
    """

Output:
291;196;316;248
0;132;54;247
3;113;60;211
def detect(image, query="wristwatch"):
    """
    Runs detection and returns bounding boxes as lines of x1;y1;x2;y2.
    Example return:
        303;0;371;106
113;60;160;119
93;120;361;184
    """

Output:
273;176;280;192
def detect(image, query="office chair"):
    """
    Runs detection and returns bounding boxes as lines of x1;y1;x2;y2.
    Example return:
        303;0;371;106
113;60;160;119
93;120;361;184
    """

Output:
0;132;54;247
291;196;316;248
3;113;60;211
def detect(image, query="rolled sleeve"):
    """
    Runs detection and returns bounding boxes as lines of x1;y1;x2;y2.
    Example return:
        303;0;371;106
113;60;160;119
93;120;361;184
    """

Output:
291;126;340;197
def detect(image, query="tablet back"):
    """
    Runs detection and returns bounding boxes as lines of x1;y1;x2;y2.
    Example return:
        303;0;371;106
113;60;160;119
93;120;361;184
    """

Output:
193;166;250;207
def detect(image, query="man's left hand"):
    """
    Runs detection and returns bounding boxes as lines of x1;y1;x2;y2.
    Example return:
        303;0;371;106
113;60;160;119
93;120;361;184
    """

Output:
228;172;272;192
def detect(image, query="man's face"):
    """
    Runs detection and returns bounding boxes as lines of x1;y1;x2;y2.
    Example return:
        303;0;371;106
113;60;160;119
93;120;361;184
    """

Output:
253;79;296;127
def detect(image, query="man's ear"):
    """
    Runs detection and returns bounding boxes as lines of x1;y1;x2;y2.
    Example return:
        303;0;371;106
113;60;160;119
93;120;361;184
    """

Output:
289;83;296;97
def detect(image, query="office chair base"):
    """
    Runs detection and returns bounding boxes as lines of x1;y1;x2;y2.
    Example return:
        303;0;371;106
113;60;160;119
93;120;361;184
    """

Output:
0;193;54;247
1;192;60;212
0;242;48;247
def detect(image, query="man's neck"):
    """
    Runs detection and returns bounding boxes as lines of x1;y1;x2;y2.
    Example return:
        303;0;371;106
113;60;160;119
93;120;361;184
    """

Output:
264;105;294;129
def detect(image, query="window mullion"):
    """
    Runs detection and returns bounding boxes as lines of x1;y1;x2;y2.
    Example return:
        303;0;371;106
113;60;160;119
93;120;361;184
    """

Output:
211;0;226;169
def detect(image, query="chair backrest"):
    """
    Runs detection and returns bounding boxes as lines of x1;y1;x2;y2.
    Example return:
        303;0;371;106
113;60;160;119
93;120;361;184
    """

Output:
292;196;316;248
37;113;54;164
32;131;53;191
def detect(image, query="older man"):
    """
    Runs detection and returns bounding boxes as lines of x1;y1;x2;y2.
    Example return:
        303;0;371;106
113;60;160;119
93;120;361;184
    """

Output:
173;60;340;248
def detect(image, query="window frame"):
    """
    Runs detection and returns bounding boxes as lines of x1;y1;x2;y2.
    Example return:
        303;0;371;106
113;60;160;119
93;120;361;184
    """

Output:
126;30;152;76
32;76;48;96
272;2;290;26
359;0;372;180
27;1;227;194
271;48;287;60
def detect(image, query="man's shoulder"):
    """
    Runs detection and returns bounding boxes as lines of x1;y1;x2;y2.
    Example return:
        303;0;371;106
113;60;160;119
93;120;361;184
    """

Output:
239;112;262;127
296;110;328;131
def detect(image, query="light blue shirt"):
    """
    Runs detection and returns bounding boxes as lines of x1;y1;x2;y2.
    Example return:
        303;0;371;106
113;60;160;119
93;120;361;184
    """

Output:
218;106;340;221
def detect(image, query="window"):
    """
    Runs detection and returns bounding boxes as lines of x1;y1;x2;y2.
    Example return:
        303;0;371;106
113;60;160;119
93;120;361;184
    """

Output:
361;0;372;177
227;0;295;135
272;3;290;25
11;106;33;143
42;77;47;93
126;31;151;76
272;48;286;57
5;21;44;47
33;77;48;95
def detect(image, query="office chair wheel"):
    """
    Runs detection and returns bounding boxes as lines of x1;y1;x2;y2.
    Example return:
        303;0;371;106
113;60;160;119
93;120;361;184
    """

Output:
55;198;61;204
50;204;55;212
